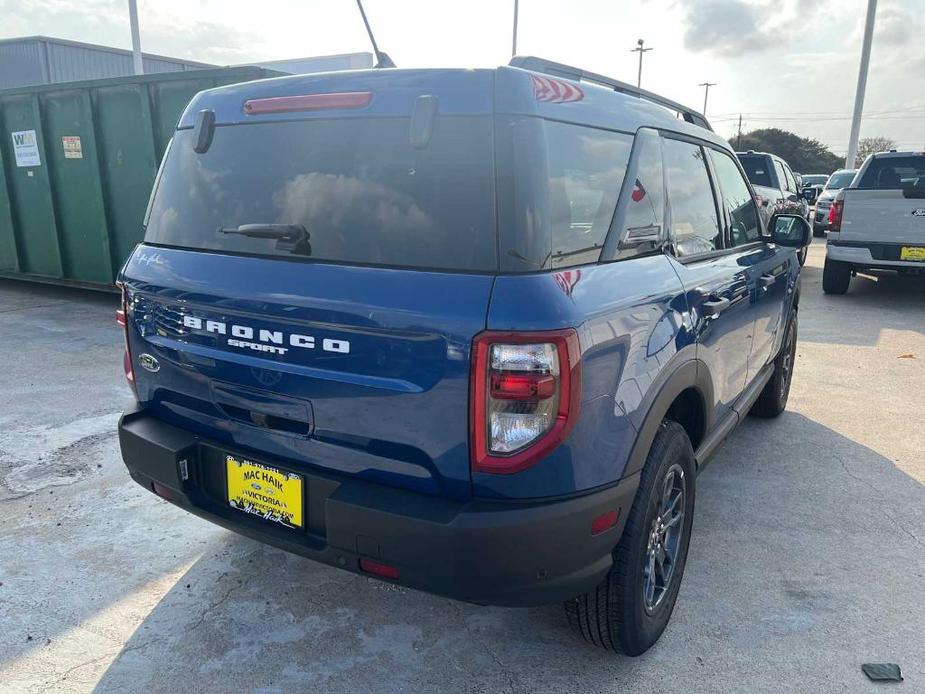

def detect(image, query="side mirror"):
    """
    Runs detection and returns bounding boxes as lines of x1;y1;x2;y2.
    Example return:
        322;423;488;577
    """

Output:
770;214;811;248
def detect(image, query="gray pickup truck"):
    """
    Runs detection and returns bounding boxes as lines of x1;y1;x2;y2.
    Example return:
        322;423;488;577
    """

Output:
824;151;925;294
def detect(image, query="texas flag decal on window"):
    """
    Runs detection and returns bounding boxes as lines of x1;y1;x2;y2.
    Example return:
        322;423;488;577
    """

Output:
631;179;646;202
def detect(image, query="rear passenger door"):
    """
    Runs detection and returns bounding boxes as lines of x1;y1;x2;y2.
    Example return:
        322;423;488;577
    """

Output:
661;137;752;425
707;148;791;379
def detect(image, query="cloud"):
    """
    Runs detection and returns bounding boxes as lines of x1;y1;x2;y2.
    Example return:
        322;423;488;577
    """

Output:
676;0;832;57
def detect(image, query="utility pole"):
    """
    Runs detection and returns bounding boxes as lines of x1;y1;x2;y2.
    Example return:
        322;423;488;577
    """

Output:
512;0;519;57
127;0;143;75
630;39;652;89
846;0;877;168
736;114;743;150
699;82;716;115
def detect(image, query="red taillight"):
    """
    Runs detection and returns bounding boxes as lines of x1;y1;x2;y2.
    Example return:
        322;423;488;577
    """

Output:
470;329;581;475
359;558;400;580
490;372;557;401
243;91;372;115
117;283;134;386
828;198;844;232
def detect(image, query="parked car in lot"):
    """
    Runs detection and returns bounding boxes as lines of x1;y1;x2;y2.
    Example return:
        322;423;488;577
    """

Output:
736;150;810;264
800;173;829;204
812;169;857;237
116;57;810;656
824;151;925;294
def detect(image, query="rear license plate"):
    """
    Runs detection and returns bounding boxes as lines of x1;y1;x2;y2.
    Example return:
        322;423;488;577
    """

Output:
226;455;303;528
900;246;925;261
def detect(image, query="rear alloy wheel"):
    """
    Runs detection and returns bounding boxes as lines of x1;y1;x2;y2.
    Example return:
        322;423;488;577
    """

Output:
751;309;797;418
822;257;851;294
565;421;695;656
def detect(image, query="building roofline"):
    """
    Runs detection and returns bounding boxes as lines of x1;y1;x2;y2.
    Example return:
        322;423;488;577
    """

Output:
0;35;213;67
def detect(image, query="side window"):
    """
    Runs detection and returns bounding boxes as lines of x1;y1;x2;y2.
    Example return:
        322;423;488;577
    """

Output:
544;121;633;267
784;165;797;192
774;160;789;191
619;130;664;243
663;138;722;257
708;149;762;247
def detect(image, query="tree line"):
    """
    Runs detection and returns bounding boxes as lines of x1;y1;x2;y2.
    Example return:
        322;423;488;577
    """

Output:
731;128;897;173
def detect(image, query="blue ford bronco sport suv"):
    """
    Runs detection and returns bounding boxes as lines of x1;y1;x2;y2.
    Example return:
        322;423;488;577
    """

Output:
117;57;810;655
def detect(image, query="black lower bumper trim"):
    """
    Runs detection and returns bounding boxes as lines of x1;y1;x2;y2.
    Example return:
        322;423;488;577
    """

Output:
119;407;640;607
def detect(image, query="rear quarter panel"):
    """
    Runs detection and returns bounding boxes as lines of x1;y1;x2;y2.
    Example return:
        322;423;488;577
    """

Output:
478;255;693;499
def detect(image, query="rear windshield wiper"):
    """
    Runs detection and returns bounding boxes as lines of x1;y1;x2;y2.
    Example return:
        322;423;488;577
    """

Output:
218;224;311;255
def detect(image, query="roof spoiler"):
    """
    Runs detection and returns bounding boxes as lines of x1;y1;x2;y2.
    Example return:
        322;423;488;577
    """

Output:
509;55;713;132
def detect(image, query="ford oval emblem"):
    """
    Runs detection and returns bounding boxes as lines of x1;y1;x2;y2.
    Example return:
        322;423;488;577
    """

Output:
138;353;160;373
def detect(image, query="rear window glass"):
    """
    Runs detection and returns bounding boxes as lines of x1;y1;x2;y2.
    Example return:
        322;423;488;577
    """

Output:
500;118;632;271
857;155;925;190
802;175;828;186
144;117;497;272
826;171;855;189
737;154;772;188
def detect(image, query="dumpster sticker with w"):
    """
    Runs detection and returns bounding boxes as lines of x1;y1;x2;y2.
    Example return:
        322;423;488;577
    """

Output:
11;130;41;168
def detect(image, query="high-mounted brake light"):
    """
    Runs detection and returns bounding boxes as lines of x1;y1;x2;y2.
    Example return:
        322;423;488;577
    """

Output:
243;91;372;115
471;329;581;475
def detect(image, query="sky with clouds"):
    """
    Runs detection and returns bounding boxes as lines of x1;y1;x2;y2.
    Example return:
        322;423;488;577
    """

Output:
2;0;923;161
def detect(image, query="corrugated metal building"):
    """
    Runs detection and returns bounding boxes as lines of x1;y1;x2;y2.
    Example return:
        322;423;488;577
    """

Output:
0;36;213;89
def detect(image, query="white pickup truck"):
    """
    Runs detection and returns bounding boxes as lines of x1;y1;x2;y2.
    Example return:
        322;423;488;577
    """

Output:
823;151;925;294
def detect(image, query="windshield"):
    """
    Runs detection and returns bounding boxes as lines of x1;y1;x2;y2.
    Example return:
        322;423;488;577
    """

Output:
803;175;828;186
736;154;772;188
856;155;925;190
825;171;855;189
144;117;497;272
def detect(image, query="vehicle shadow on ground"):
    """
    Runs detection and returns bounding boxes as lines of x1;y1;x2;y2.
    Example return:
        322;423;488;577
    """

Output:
91;413;925;694
798;260;925;346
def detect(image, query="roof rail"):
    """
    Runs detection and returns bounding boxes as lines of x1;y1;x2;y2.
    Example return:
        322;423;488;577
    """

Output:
509;55;713;132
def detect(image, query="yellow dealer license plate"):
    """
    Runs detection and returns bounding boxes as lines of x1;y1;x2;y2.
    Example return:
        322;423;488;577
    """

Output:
226;455;303;529
900;246;925;261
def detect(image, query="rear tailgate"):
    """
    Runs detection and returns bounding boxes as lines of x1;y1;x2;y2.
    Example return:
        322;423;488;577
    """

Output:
840;188;925;246
121;69;499;501
122;249;491;500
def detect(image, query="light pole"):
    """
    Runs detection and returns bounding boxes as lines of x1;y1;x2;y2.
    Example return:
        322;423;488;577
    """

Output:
699;82;716;115
512;0;519;57
845;0;878;168
630;39;652;89
127;0;143;75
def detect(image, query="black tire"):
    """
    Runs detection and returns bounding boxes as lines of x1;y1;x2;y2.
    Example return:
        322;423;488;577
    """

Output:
812;227;825;238
750;309;797;418
565;421;696;656
822;258;851;294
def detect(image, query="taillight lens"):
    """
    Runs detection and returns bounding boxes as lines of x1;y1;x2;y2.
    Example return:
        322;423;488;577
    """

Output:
116;283;135;387
828;197;844;231
471;330;581;474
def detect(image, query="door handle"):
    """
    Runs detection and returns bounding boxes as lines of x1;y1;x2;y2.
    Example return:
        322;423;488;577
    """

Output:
702;297;731;316
759;273;776;288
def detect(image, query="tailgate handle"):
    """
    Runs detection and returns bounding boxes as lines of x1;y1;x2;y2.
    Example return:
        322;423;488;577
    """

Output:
211;383;313;436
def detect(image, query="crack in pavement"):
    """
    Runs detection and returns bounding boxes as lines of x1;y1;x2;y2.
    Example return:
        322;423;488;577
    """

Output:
835;452;925;551
452;602;519;694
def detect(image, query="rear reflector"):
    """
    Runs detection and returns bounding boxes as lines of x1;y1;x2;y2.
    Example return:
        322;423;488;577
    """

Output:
359;558;400;580
591;509;619;536
243;91;372;115
152;482;173;500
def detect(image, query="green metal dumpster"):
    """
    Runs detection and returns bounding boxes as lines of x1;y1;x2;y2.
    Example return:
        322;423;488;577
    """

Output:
0;66;280;290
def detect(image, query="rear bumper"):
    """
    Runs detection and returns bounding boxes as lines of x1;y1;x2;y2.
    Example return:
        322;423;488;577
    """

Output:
119;406;639;607
826;241;925;269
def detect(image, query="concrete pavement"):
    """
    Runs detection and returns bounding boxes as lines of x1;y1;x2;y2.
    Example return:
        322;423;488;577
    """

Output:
1;240;923;693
